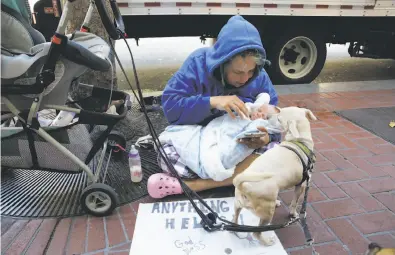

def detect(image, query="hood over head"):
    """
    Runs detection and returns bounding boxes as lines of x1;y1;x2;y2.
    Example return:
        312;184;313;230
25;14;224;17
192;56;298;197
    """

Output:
206;15;267;75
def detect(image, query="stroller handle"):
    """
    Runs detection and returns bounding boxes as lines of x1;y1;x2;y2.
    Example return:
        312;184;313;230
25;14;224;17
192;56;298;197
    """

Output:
95;0;126;40
33;0;126;91
64;39;111;72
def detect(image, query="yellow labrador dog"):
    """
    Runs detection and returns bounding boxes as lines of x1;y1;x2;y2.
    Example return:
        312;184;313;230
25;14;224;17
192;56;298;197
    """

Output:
232;106;317;246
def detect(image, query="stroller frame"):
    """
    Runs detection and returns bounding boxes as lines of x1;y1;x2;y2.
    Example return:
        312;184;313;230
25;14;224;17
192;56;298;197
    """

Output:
1;0;130;217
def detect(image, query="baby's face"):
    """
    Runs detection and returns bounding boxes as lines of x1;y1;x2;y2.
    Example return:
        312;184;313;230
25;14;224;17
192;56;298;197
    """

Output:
250;104;270;120
250;104;279;120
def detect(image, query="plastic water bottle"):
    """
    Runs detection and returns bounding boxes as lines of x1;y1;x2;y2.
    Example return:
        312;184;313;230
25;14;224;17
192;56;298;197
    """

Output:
129;145;143;183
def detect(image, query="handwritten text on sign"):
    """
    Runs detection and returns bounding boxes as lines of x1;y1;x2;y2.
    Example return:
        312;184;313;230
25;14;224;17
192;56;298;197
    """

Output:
130;197;288;255
151;199;230;230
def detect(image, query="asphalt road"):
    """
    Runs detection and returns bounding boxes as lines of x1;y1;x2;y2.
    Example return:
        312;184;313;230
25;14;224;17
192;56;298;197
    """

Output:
114;37;395;91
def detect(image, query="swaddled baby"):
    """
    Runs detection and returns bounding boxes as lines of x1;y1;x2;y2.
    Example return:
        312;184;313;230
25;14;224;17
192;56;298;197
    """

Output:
234;92;281;140
199;93;283;181
157;92;282;181
245;92;273;119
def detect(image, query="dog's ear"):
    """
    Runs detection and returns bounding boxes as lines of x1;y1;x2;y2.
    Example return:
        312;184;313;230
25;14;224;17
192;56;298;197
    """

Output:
305;109;317;121
277;114;284;125
268;105;281;114
288;120;300;138
276;115;288;133
267;105;281;118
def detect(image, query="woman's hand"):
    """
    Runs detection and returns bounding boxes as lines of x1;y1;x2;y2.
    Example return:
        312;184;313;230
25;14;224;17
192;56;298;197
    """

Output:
210;95;249;119
238;127;270;149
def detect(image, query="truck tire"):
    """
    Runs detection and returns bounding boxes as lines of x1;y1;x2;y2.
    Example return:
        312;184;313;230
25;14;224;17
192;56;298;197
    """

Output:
265;32;327;85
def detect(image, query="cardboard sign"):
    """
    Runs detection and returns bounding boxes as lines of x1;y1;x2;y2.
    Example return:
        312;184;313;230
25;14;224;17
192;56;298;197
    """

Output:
130;197;288;255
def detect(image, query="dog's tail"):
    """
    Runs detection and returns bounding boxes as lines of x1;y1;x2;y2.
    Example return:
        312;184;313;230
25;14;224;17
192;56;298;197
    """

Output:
233;172;274;188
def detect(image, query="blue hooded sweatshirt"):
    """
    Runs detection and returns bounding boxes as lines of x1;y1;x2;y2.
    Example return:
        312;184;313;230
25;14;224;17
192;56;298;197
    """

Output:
161;15;278;126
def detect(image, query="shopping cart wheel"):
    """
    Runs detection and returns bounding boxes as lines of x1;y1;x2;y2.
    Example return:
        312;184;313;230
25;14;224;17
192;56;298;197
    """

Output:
80;183;119;217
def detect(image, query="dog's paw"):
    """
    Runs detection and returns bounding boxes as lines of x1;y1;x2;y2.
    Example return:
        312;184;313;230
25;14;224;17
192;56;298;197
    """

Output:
289;211;299;219
254;232;276;246
275;200;281;207
260;233;276;246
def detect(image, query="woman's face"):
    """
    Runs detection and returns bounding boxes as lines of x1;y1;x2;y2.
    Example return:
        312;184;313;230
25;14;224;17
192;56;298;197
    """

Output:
225;55;256;88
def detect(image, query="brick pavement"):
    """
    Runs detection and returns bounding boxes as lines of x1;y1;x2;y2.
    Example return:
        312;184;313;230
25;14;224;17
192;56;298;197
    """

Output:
2;89;395;255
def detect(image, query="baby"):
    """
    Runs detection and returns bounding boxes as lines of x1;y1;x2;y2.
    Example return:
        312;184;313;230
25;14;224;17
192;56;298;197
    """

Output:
157;92;282;182
234;92;281;141
243;93;279;121
199;92;283;181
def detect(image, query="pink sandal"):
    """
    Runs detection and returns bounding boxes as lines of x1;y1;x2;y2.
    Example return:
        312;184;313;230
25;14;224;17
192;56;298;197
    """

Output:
147;173;183;198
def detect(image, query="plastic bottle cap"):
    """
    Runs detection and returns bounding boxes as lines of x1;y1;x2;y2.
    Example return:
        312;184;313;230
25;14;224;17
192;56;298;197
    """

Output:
129;145;139;156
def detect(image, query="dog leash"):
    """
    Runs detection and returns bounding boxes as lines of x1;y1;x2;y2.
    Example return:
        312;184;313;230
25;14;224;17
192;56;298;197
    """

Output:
280;141;316;245
130;134;314;238
198;140;316;243
113;33;315;245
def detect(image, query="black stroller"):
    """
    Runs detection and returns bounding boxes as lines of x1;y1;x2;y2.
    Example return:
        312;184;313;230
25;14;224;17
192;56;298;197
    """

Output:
1;0;131;216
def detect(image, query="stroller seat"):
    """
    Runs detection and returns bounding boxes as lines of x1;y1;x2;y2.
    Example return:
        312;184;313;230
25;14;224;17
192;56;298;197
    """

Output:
1;1;46;54
2;32;112;111
1;0;116;172
1;1;112;112
2;31;112;81
2;48;47;79
1;0;132;217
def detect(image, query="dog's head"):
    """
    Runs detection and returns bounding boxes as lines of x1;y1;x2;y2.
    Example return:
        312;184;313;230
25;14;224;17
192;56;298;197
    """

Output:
272;106;317;142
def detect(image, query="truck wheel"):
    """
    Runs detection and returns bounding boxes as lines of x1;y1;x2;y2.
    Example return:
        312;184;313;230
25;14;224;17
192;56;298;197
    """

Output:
266;33;327;85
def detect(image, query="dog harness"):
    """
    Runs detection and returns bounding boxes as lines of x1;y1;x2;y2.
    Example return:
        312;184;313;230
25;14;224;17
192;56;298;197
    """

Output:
279;140;317;246
281;140;316;186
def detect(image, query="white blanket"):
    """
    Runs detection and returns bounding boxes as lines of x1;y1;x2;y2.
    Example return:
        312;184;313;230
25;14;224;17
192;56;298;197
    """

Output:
158;114;282;181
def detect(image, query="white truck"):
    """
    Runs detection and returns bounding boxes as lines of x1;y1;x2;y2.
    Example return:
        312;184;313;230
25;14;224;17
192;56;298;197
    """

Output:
117;0;395;84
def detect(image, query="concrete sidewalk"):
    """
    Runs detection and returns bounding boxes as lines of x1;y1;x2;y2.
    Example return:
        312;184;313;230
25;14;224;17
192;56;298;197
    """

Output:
1;80;395;255
275;79;395;95
128;79;395;100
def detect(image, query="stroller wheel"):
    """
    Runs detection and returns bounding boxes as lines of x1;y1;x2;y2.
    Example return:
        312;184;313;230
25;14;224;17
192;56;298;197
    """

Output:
107;131;126;159
80;183;119;217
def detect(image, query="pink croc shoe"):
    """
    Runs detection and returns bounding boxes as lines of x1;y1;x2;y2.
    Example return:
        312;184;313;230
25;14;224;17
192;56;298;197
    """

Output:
147;173;183;198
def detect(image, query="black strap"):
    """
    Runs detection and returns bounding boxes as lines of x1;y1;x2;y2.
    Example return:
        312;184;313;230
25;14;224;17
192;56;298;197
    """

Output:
113;34;313;238
20;120;39;168
281;142;314;245
69;31;77;41
281;145;310;186
299;177;314;244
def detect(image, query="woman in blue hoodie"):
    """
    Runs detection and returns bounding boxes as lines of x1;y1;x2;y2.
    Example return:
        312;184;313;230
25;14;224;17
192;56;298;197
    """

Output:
148;15;280;198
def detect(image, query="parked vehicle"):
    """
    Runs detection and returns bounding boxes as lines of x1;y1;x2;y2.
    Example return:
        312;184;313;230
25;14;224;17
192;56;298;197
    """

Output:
118;0;395;84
